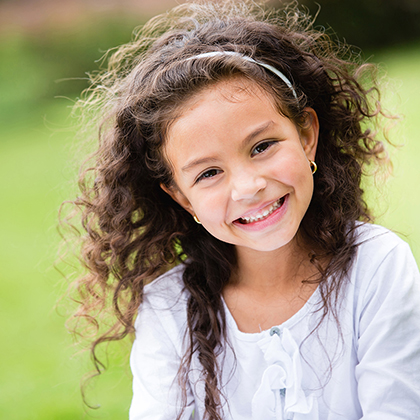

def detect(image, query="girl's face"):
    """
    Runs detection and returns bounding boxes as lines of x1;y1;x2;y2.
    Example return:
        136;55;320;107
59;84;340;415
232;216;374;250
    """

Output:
162;78;318;253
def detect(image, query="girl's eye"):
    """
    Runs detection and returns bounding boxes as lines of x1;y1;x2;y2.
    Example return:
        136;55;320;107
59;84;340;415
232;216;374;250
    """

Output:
251;140;276;157
196;169;221;183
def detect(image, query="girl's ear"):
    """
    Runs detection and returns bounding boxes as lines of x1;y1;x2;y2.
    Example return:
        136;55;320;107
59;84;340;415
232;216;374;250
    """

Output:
299;107;319;161
160;184;194;216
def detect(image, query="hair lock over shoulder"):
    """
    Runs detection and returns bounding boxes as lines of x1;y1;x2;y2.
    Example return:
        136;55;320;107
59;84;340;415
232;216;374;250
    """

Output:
65;1;393;418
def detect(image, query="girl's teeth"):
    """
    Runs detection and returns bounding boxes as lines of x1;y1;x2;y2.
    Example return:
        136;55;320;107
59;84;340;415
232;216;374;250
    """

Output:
239;197;284;224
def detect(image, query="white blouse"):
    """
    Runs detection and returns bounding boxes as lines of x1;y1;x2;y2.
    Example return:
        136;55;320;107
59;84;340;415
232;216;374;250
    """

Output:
129;224;420;419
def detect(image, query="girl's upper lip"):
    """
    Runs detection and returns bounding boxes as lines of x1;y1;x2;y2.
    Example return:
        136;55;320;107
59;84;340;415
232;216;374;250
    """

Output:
233;196;284;221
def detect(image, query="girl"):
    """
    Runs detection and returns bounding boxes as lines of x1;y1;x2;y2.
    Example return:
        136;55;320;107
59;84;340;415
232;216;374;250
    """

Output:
68;0;420;419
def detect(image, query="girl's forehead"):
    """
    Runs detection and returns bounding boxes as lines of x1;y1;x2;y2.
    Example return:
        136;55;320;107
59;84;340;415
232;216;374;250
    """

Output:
175;77;277;118
164;77;285;157
162;76;285;160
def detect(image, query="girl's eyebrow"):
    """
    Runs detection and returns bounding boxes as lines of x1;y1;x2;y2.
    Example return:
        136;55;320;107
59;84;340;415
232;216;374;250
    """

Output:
181;121;274;173
182;156;219;172
240;120;273;149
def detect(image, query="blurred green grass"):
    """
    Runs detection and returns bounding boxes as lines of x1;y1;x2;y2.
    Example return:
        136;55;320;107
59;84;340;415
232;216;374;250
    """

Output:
0;20;139;419
368;45;420;259
0;22;419;419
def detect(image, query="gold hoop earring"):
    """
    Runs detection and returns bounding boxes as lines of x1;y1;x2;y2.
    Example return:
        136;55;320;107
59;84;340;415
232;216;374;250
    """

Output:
309;160;317;175
193;214;202;224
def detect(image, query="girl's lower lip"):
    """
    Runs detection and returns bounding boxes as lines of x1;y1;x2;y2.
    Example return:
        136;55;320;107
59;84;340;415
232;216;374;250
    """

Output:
232;194;289;232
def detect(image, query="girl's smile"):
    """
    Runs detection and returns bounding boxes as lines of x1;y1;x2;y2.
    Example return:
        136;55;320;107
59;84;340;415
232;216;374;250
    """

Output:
163;77;319;254
232;194;288;230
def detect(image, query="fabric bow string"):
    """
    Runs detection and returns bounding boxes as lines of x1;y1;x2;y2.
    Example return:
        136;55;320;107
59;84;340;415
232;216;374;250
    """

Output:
251;328;318;420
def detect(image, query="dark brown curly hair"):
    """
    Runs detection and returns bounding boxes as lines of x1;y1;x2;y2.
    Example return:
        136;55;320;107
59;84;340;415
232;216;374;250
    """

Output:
63;1;392;418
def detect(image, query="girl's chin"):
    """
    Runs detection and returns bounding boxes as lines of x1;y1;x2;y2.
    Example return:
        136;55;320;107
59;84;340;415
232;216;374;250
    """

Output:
228;227;301;255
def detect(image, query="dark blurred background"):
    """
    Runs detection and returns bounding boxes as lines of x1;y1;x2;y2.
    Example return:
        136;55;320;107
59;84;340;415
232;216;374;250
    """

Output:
1;0;419;418
303;0;420;48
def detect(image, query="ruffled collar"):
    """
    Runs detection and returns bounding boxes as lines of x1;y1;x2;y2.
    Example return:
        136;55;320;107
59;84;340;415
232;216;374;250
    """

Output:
251;327;318;420
221;290;321;419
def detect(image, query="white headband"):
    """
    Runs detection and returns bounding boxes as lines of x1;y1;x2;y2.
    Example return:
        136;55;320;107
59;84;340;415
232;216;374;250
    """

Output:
185;51;298;100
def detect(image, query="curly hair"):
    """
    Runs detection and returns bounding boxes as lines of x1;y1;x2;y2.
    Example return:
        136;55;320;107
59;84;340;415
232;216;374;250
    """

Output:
64;1;392;418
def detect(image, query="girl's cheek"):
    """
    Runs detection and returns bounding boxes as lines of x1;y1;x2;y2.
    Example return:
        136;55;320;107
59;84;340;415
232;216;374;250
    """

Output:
206;193;228;221
273;155;310;184
195;189;223;211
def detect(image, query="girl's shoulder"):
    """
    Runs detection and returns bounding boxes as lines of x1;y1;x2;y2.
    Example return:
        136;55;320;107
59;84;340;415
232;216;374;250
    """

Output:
141;263;189;313
350;222;419;293
135;264;189;349
348;224;420;366
353;222;411;260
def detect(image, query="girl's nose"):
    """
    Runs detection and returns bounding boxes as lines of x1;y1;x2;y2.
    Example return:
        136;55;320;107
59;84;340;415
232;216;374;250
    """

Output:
231;172;267;201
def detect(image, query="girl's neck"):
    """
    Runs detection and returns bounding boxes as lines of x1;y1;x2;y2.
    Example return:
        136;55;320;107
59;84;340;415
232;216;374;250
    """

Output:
223;237;321;333
232;237;314;296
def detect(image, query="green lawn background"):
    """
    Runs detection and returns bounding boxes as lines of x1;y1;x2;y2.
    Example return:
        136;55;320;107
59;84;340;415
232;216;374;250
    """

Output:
0;32;419;419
